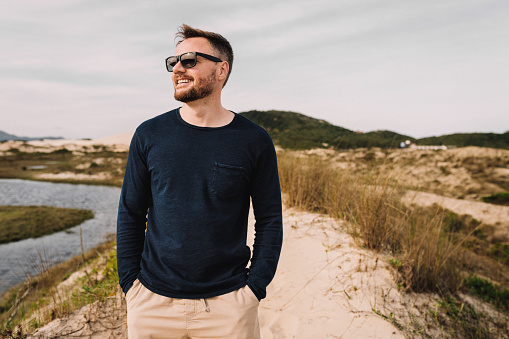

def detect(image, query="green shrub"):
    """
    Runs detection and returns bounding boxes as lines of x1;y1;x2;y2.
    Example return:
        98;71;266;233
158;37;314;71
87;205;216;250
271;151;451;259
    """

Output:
464;275;509;311
481;192;509;206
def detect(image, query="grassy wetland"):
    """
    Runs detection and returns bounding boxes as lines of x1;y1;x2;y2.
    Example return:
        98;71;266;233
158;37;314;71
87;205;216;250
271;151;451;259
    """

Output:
0;134;508;337
0;206;94;245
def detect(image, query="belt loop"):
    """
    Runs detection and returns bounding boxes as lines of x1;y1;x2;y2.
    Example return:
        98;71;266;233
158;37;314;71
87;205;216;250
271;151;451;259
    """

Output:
201;298;210;312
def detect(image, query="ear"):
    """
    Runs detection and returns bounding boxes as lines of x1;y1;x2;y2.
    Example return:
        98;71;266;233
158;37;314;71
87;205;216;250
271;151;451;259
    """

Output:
217;61;229;82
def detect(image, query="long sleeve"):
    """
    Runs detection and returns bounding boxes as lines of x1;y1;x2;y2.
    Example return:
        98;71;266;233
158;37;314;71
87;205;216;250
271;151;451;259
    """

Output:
116;110;282;300
246;142;283;300
117;132;151;295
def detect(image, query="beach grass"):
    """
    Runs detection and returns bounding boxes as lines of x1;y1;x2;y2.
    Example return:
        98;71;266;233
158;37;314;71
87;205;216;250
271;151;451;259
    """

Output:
0;238;117;336
0;205;94;245
277;150;509;337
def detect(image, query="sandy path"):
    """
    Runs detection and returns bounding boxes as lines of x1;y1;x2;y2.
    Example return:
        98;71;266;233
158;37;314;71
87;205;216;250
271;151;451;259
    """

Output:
402;190;509;239
256;208;404;338
31;206;404;338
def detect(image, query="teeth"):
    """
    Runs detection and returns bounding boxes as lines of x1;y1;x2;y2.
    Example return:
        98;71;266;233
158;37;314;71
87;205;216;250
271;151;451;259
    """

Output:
177;80;191;84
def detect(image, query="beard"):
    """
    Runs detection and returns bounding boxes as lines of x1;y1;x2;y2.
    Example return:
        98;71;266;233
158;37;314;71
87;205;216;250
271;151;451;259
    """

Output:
174;72;216;103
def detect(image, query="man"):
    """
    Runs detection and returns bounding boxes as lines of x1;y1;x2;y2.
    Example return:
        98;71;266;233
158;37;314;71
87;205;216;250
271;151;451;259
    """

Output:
117;24;283;339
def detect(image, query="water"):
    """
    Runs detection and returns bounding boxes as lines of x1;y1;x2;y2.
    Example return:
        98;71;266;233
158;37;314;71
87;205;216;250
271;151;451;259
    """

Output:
0;179;121;295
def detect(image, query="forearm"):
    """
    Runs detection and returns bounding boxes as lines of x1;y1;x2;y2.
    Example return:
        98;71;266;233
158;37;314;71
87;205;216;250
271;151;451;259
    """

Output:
116;131;150;294
117;206;146;294
247;212;283;300
247;144;283;300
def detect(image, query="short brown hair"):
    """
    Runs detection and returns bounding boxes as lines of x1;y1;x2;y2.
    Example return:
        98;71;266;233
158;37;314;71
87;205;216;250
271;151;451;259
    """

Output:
176;24;234;87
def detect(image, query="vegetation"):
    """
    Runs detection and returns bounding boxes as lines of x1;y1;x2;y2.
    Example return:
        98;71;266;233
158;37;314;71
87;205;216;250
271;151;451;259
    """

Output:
481;192;509;206
0;147;127;187
418;131;509;149
465;275;509;311
0;238;118;336
0;205;94;244
241;110;353;149
277;150;508;337
428;295;505;339
241;110;509;150
1;122;508;337
340;129;413;149
0;147;125;336
3;111;509;151
240;110;414;149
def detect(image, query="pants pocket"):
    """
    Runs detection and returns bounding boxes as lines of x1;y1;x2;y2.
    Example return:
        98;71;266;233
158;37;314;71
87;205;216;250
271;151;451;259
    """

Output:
242;285;260;304
125;279;142;304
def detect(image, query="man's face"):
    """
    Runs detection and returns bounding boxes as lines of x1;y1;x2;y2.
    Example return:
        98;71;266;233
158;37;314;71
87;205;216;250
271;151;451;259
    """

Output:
172;37;221;103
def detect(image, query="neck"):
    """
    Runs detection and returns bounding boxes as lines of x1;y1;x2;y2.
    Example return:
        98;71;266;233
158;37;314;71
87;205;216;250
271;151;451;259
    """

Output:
179;94;233;127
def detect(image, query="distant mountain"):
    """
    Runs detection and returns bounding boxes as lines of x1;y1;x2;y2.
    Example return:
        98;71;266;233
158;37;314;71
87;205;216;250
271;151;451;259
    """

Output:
0;131;18;141
0;130;63;142
240;110;414;149
416;132;509;149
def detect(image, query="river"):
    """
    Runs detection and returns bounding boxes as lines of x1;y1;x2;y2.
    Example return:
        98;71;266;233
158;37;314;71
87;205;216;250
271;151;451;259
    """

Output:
0;179;121;295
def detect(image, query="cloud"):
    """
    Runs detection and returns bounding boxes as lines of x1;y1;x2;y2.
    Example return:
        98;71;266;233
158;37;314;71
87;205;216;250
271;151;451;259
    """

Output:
1;0;508;138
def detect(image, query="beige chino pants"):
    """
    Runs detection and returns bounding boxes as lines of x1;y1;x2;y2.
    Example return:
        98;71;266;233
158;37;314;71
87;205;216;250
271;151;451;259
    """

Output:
126;279;261;339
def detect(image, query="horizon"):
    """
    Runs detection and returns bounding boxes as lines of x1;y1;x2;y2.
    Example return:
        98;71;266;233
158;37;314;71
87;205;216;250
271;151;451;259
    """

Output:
1;0;508;139
2;108;508;141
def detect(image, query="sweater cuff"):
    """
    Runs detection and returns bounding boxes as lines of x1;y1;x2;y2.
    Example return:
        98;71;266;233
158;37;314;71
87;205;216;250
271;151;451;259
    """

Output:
246;279;265;301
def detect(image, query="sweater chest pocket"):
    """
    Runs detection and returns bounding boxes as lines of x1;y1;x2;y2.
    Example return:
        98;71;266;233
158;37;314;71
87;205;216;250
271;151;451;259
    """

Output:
210;162;247;200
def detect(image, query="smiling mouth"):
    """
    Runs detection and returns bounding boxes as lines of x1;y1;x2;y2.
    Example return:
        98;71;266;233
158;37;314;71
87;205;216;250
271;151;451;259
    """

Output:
176;79;192;86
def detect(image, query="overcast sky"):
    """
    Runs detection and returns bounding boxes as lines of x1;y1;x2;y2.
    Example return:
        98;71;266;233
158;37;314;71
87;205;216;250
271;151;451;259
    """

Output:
1;0;508;139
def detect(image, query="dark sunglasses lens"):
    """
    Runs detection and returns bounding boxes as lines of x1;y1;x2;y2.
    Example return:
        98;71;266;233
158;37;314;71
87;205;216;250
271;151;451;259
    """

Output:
180;53;197;68
167;57;178;72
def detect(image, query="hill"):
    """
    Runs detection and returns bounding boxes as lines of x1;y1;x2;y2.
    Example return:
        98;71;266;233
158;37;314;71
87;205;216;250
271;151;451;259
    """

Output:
340;129;415;149
0;131;19;141
240;110;414;149
241;110;508;150
240;110;351;149
417;132;509;149
0;130;62;142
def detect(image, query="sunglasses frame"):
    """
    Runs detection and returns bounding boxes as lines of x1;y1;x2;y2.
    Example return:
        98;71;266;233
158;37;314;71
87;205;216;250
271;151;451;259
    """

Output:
165;52;223;72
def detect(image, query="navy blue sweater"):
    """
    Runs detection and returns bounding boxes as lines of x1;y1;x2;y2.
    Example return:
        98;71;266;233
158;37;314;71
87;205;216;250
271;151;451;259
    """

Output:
117;109;283;300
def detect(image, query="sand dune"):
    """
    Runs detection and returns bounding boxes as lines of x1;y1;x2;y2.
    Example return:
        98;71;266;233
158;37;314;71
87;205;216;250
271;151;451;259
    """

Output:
14;138;507;338
31;206;406;338
0;132;133;153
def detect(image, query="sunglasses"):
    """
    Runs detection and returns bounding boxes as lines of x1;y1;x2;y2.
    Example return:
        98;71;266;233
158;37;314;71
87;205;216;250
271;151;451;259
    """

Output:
165;52;223;72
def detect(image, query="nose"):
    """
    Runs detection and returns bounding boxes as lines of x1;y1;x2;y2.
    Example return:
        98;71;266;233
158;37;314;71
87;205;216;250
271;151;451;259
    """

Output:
172;59;186;73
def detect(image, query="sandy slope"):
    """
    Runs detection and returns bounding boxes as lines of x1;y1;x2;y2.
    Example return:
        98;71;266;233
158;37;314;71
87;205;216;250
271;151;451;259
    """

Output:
255;208;405;339
31;206;406;338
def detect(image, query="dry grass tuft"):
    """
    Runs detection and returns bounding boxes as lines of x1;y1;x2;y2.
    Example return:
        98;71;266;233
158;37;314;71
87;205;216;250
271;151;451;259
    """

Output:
278;151;464;293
